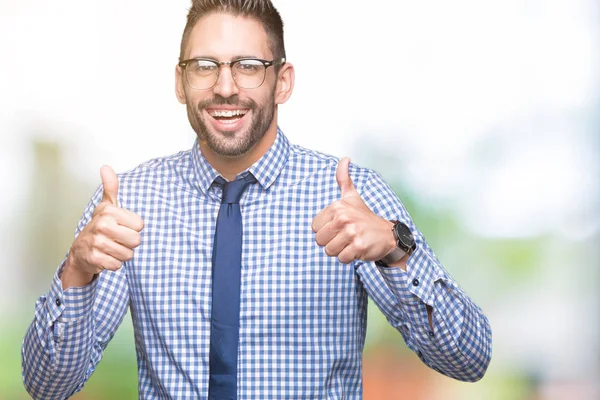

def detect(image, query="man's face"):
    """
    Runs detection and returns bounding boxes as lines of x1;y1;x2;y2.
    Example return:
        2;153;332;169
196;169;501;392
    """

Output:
178;13;279;158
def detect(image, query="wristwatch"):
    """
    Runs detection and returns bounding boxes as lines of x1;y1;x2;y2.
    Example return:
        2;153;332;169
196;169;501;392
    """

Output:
377;220;416;266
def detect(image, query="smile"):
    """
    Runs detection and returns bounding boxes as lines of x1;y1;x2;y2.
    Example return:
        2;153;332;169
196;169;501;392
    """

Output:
206;108;250;129
208;109;248;118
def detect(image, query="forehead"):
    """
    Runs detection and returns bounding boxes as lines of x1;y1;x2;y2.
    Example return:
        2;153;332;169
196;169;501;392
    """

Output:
185;13;271;60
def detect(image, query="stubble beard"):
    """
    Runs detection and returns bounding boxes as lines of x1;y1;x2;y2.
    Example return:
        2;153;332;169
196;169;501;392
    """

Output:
187;93;275;158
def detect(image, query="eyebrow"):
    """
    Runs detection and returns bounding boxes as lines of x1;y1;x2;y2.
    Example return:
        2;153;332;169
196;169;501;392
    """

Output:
188;54;262;61
232;55;261;61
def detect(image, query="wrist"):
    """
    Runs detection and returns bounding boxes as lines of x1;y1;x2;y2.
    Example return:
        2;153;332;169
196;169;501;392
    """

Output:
61;256;95;290
377;220;405;267
376;220;416;268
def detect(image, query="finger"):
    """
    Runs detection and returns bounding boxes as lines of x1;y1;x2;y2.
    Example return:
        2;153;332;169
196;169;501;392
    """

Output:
111;225;143;249
315;220;340;247
90;249;122;271
100;165;119;206
101;237;136;262
93;203;144;232
101;256;124;272
312;207;333;233
95;221;142;249
336;157;358;199
324;233;352;258
337;246;359;265
113;208;145;232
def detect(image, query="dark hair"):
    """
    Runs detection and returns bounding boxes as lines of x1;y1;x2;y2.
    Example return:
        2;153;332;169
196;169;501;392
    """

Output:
179;0;286;64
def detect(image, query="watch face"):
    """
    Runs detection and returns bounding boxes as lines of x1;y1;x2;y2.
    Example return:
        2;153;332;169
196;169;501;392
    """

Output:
394;222;414;250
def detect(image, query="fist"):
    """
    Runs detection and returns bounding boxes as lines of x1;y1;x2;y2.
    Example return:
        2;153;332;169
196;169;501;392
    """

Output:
311;158;396;264
64;166;144;285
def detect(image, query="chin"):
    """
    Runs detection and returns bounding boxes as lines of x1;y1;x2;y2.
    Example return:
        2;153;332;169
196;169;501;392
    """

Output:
206;131;260;157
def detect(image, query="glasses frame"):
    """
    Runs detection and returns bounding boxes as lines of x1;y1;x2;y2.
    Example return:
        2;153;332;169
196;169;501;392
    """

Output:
178;57;286;90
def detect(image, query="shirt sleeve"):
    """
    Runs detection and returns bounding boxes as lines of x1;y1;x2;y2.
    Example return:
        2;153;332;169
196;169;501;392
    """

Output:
21;185;131;399
354;169;492;382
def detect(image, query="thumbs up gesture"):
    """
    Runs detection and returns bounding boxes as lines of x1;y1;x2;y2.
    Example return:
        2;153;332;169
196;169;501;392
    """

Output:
311;158;397;265
62;166;144;289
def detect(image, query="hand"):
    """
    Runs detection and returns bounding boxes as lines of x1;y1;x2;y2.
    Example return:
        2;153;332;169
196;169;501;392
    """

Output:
312;158;396;264
62;166;144;288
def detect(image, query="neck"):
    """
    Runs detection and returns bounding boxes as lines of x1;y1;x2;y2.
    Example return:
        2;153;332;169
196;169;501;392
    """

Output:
199;116;278;181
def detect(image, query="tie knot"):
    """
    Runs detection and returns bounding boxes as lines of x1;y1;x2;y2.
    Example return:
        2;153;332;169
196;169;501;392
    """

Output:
217;174;257;204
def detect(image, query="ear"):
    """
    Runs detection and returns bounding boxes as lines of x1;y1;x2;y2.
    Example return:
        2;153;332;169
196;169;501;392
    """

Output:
175;65;187;104
274;62;295;105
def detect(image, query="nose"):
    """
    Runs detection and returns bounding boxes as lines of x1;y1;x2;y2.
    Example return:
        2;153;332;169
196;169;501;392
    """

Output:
212;66;239;98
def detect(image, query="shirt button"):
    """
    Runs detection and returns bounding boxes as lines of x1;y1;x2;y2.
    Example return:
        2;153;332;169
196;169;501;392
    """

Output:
412;278;420;287
428;331;435;338
55;298;62;307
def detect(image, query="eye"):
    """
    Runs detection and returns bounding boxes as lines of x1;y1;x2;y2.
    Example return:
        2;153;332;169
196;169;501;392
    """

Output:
235;60;263;74
191;60;218;73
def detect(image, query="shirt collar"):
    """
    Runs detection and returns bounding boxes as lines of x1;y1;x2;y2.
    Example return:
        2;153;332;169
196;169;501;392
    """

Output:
190;127;290;195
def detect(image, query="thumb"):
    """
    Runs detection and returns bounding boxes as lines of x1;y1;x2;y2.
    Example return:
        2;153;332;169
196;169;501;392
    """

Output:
336;157;358;198
100;165;119;206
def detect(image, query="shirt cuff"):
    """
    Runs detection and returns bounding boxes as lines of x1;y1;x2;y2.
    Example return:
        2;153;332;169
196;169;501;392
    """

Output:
376;245;443;306
46;260;99;323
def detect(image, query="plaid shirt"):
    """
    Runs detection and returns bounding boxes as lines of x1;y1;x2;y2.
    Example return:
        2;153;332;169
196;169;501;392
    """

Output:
22;129;491;399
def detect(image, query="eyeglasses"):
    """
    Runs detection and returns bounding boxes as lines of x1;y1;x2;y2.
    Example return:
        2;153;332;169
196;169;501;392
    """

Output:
178;57;286;90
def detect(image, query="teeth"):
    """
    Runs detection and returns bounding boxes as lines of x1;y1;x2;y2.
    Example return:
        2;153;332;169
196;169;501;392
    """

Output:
219;118;241;125
209;109;247;117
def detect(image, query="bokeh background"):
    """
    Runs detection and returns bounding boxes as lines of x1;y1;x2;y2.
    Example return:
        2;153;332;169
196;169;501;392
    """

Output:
1;0;598;399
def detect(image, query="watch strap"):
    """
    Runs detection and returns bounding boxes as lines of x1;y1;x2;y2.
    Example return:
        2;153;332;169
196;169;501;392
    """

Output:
377;220;415;266
378;246;406;265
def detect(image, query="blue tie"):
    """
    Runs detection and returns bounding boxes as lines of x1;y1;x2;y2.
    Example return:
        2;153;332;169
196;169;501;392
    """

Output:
208;174;256;400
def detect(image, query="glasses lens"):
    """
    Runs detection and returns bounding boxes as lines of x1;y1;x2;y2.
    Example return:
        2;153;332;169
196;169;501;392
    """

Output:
185;59;218;89
232;59;266;89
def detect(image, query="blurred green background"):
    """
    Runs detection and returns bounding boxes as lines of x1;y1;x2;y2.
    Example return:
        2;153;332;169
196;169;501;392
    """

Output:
1;0;598;399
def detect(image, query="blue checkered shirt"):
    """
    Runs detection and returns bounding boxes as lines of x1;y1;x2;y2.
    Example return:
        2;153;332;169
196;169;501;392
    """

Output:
22;129;492;399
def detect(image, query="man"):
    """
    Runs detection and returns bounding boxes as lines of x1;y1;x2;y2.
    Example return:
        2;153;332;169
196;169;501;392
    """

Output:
22;0;492;398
